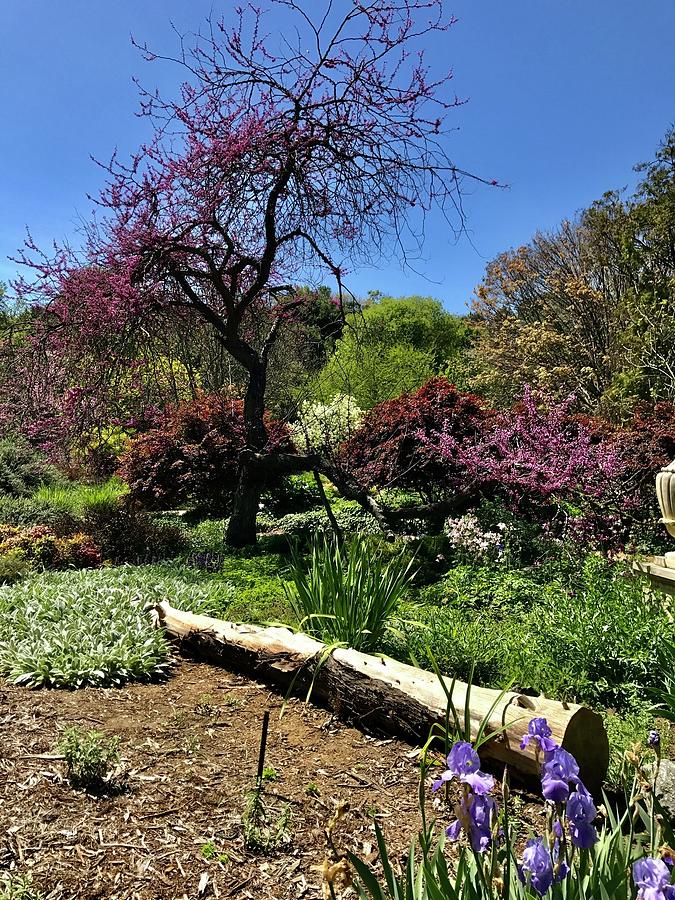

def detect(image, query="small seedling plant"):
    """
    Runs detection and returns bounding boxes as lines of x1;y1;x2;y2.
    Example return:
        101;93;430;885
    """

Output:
201;840;229;864
242;788;292;854
305;781;320;798
58;726;121;792
242;710;292;853
0;874;45;900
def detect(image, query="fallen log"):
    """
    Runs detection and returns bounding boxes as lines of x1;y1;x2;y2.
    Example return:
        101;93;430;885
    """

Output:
156;601;609;790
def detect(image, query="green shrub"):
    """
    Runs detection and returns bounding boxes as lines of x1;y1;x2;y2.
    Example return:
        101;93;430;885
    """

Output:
417;563;558;611
58;726;121;791
333;502;382;535
82;500;187;563
516;555;673;710
0;549;32;584
271;502;380;543
388;555;671;714
0;434;60;497
285;534;415;651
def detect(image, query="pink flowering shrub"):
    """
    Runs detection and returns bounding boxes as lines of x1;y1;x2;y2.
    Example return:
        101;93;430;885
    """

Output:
427;389;622;504
423;389;632;548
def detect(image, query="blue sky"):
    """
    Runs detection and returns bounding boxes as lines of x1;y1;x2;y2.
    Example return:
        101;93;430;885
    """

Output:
1;1;673;313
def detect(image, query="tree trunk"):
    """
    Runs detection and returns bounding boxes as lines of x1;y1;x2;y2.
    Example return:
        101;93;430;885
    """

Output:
225;352;268;547
156;602;609;793
225;464;262;547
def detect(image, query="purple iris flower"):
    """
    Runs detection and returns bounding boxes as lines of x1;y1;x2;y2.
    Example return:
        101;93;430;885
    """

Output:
648;730;661;749
432;741;495;795
518;837;570;897
633;858;675;900
518;838;554;896
566;782;598;849
541;747;580;803
446;793;497;853
520;717;558;754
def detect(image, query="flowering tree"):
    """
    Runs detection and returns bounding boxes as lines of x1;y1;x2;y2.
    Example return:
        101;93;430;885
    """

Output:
291;394;363;457
15;1;488;545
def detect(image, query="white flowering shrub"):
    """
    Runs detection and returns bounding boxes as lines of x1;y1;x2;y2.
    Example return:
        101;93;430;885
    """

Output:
444;513;505;564
291;394;364;455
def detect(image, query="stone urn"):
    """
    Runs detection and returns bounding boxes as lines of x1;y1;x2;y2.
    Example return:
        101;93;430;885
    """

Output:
656;460;675;567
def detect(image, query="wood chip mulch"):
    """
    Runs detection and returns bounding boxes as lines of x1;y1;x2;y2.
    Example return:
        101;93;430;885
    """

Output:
0;660;431;900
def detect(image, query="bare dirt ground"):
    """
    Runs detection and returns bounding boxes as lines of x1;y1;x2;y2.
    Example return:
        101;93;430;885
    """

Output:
0;659;442;900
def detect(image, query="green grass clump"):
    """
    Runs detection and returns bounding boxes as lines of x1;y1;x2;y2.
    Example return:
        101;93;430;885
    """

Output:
285;534;415;651
33;477;127;517
0;493;84;533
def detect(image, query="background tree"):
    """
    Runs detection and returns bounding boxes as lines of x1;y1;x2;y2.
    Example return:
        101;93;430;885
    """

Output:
469;127;675;417
311;294;468;408
16;0;487;545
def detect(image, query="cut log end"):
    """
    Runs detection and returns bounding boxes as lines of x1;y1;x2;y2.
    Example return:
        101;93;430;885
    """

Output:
562;707;610;795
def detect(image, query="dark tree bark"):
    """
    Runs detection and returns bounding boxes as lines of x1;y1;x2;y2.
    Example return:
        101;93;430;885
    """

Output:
225;352;268;546
226;464;263;547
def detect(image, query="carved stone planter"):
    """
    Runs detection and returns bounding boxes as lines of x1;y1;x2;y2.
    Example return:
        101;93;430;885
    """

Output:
656;460;675;539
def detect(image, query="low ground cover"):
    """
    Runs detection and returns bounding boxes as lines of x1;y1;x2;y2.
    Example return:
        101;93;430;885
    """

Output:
0;565;234;688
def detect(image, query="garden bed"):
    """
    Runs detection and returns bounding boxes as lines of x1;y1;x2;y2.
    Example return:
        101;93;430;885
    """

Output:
1;659;469;900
